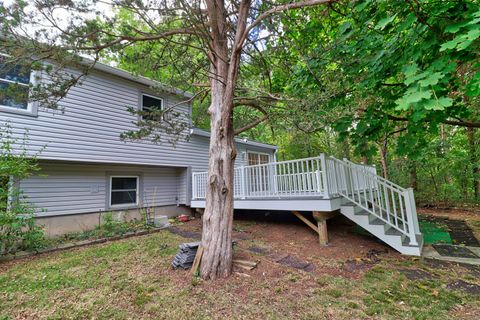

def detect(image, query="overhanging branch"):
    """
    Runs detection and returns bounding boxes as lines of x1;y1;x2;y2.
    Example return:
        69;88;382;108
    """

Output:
386;114;480;128
234;114;269;135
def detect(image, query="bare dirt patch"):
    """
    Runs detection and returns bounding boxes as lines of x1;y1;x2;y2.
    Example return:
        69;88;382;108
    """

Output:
418;207;480;221
171;210;403;280
447;280;480;295
399;268;437;281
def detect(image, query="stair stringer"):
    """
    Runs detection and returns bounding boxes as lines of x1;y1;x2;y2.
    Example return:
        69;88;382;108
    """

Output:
340;203;422;256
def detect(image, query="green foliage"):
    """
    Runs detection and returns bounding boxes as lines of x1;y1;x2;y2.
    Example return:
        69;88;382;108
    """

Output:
95;212;130;238
257;0;480;204
0;124;46;255
275;0;479;154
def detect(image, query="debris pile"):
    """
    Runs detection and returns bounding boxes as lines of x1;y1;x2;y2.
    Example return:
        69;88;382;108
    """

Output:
171;242;200;269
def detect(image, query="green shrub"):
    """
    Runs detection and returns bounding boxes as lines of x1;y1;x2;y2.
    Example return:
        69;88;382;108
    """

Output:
0;124;46;254
96;212;130;237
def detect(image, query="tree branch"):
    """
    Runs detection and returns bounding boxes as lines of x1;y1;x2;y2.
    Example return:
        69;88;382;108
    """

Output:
386;114;480;128
234;114;269;135
245;0;335;38
68;28;206;51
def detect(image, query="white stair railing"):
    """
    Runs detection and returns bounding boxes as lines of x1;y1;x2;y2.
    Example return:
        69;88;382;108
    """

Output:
326;156;420;246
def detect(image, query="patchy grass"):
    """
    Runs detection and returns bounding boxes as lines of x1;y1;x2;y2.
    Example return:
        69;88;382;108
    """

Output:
0;229;479;319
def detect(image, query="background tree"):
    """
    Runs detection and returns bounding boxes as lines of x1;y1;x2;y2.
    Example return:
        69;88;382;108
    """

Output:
259;0;480;203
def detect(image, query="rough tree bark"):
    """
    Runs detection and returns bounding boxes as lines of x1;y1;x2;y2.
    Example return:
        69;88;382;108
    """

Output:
200;0;250;280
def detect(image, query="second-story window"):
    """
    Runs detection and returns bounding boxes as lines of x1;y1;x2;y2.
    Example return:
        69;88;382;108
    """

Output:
141;94;163;121
0;55;31;110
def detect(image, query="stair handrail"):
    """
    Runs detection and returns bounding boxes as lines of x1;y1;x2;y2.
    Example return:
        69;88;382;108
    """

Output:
335;157;407;192
327;156;419;246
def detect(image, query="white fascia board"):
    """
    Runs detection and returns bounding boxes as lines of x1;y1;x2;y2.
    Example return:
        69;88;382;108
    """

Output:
190;128;278;150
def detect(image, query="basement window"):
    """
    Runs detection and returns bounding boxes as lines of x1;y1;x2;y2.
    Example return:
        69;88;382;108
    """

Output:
141;94;163;121
109;176;139;207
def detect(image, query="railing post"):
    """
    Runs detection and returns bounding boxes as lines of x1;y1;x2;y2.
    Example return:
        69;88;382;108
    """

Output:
404;188;419;246
240;166;246;199
407;187;420;235
320;154;330;199
342;158;351;197
192;173;197;200
272;162;279;197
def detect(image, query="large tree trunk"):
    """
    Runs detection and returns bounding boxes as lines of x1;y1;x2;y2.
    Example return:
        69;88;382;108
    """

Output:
199;0;246;279
200;78;236;279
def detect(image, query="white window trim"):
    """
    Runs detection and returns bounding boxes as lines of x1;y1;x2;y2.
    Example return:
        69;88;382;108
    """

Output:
247;151;271;165
0;68;39;116
109;175;139;208
141;93;164;115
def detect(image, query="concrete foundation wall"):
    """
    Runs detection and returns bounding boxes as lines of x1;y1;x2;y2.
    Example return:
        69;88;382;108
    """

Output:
36;205;193;237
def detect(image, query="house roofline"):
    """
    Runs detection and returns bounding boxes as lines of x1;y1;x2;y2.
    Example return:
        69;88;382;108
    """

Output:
190;128;278;150
88;61;194;99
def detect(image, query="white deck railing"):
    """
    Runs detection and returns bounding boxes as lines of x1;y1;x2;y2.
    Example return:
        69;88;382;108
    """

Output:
191;153;420;245
326;157;420;245
192;156;328;200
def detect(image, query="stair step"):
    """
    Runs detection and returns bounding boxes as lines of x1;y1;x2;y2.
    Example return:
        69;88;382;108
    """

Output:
402;234;423;248
354;210;369;216
370;218;385;226
385;228;402;236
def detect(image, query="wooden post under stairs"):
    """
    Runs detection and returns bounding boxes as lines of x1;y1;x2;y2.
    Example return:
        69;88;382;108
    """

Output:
292;211;338;246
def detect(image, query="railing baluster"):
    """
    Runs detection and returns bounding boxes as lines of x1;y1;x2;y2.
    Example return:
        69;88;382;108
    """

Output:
391;188;398;227
383;184;391;224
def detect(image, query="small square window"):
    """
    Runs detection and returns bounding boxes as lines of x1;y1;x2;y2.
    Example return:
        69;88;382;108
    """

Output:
141;94;163;121
0;55;31;111
110;176;139;207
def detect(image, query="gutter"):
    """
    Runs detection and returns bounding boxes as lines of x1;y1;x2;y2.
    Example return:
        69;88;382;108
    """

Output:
190;128;278;150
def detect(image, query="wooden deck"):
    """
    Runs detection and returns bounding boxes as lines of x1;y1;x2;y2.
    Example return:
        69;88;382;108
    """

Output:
190;154;424;255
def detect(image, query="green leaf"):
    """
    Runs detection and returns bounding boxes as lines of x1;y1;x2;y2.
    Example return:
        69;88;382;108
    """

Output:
440;38;462;51
445;21;469;34
437;97;453;108
405;90;432;104
422;97;453;110
403;64;418;78
395;90;432;111
375;14;397;30
466;72;480;97
418;72;444;87
354;0;370;12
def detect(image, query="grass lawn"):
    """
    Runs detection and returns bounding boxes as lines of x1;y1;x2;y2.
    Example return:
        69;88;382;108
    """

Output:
1;219;480;320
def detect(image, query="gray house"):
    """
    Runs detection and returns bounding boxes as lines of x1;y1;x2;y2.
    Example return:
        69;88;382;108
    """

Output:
0;60;277;235
1;58;424;256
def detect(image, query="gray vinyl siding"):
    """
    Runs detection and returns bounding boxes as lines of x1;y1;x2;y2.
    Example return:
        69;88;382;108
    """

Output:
0;68;274;168
1;66;276;214
20;161;181;217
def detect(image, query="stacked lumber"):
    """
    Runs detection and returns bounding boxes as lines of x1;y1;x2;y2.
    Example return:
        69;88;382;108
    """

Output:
171;242;201;269
233;259;258;271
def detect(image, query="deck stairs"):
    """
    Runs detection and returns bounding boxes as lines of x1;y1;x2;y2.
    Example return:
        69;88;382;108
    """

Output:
327;158;423;256
340;202;423;256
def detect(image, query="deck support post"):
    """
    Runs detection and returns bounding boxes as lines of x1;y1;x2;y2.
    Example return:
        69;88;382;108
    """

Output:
292;211;338;246
313;211;338;246
317;220;328;245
